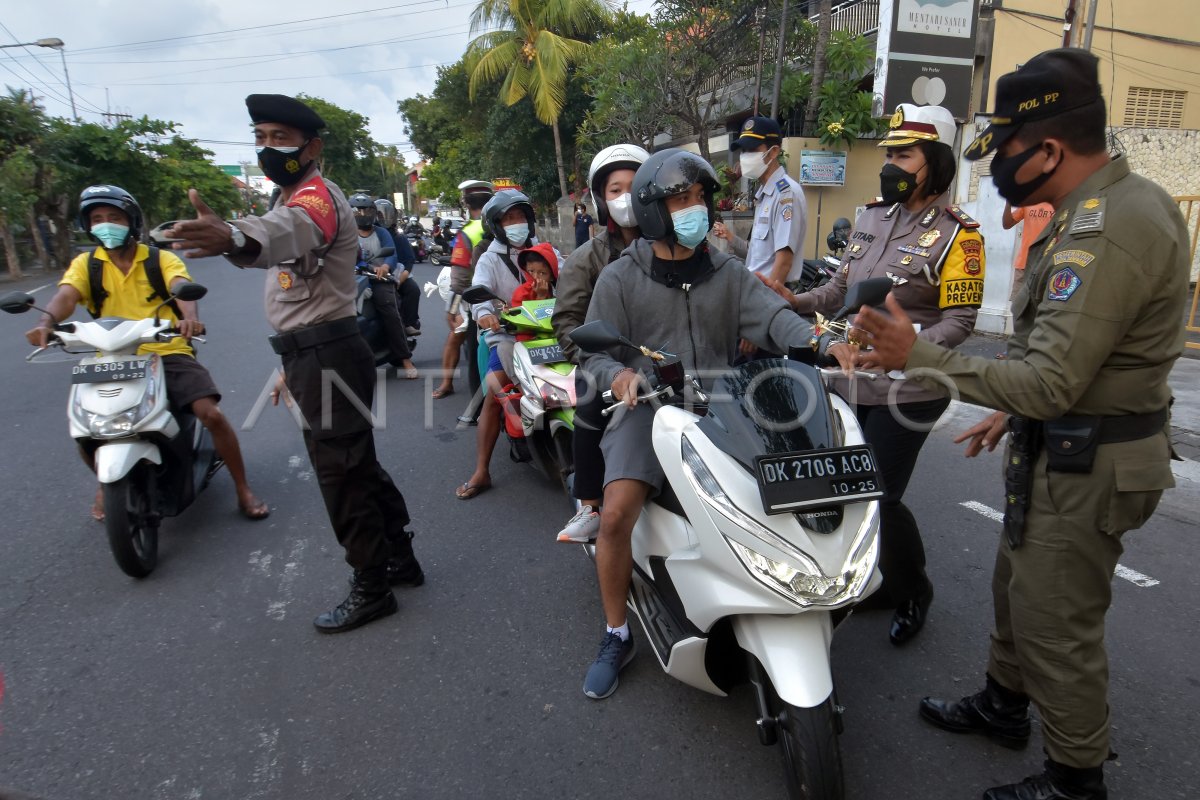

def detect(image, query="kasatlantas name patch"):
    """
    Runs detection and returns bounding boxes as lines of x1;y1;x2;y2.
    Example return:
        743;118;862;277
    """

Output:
1047;267;1082;301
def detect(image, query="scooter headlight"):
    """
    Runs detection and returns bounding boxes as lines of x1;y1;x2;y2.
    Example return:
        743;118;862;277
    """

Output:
682;435;878;607
534;376;571;410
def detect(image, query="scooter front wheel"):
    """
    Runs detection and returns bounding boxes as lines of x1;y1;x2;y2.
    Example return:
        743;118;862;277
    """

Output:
776;695;844;800
102;466;159;578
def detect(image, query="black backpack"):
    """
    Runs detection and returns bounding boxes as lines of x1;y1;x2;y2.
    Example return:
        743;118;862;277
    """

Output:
86;245;180;319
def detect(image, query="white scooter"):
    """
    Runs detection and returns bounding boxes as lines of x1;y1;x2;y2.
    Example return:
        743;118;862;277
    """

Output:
1;283;221;578
569;278;893;800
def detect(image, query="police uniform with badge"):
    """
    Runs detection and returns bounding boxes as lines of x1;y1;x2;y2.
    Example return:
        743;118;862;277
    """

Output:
726;117;808;286
791;103;985;646
225;94;423;634
875;51;1188;800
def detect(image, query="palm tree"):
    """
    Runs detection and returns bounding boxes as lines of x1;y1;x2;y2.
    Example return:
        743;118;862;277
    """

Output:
466;0;612;199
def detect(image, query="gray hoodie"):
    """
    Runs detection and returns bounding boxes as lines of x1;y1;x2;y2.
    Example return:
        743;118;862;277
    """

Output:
581;239;815;389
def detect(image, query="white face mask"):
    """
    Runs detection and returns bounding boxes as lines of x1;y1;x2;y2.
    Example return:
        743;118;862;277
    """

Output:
740;148;774;182
607;193;636;228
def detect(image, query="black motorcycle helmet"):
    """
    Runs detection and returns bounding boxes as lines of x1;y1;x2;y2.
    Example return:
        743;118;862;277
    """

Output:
348;192;377;230
631;149;719;242
78;184;143;247
482;189;536;244
373;198;397;230
827;217;852;252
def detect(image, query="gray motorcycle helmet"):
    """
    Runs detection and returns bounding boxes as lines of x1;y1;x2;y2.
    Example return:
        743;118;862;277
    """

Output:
348;192;377;229
481;189;536;243
374;198;397;230
78;184;143;246
828;217;852;251
631;149;719;242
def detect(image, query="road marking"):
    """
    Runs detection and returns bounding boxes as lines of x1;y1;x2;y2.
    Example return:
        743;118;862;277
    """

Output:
31;282;53;295
960;501;1160;588
1171;457;1200;484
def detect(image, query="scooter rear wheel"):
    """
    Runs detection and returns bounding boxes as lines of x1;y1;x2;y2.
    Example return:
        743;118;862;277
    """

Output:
102;466;159;578
776;695;844;800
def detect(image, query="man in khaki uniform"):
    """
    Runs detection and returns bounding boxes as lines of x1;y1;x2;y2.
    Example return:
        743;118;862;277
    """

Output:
172;94;423;635
856;49;1186;800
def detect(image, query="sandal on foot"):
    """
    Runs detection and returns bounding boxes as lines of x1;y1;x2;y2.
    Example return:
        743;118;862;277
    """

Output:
404;367;420;380
239;499;271;520
431;386;454;399
455;482;491;500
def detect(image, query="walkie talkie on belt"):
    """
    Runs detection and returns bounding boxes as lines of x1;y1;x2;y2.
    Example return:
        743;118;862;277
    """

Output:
1003;415;1041;549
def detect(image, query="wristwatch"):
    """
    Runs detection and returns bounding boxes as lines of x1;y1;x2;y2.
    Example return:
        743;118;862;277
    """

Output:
225;222;246;254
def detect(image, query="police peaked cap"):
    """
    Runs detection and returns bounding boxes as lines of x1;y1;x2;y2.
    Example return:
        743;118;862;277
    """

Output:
245;94;326;136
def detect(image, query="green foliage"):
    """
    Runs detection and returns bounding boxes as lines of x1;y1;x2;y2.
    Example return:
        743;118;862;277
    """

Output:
298;94;407;198
814;31;885;147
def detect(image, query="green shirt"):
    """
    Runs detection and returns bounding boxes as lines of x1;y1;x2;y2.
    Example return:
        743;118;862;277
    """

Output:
906;155;1189;419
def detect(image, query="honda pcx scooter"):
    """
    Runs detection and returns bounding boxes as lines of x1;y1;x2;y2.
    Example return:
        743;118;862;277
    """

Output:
355;245;417;367
568;278;894;800
462;284;576;487
0;283;221;578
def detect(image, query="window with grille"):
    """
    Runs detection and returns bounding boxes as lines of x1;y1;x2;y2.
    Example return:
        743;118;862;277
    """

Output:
1123;87;1186;129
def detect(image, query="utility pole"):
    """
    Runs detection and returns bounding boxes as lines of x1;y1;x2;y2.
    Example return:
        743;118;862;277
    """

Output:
1082;0;1100;51
752;7;768;116
1062;0;1078;47
769;0;791;118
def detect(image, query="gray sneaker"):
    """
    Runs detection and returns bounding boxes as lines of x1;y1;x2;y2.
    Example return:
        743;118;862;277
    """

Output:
557;505;600;543
583;632;636;700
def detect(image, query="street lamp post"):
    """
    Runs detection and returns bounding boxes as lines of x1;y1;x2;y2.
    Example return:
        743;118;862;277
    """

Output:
0;37;78;121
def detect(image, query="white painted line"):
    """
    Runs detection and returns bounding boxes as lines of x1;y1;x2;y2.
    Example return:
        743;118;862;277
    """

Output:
1113;564;1160;588
30;282;53;295
1171;457;1200;484
960;500;1004;522
960;500;1160;588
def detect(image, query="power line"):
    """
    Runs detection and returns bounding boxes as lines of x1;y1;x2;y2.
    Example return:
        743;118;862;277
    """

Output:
92;60;452;88
0;23;106;115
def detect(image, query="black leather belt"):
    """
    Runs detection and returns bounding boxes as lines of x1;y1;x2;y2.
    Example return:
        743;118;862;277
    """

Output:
1096;408;1168;444
268;316;358;355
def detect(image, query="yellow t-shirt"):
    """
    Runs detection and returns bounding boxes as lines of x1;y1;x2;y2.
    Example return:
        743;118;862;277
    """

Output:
60;244;194;357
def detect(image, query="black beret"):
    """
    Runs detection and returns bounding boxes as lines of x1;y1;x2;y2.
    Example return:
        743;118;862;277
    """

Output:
965;48;1103;160
245;94;326;135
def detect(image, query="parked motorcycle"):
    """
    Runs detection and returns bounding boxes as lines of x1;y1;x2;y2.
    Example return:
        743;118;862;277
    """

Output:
0;283;221;578
798;218;852;294
568;277;894;800
462;284;577;487
355;245;417;367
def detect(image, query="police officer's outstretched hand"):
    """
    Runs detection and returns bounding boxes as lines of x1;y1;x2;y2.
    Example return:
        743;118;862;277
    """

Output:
954;411;1008;457
854;294;917;372
172;190;236;259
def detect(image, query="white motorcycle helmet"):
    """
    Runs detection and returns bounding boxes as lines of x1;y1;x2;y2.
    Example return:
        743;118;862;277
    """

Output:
588;143;651;227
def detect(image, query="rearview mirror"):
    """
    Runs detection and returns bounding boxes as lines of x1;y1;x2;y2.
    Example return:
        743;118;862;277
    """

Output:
829;276;893;322
0;292;35;314
171;282;208;302
462;284;500;304
568;320;629;353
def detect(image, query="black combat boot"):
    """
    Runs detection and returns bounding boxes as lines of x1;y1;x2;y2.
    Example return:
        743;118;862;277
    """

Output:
982;760;1107;800
386;529;425;587
314;567;397;633
919;673;1031;748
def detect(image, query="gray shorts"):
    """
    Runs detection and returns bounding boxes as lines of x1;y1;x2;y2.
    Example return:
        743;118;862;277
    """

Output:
599;403;665;496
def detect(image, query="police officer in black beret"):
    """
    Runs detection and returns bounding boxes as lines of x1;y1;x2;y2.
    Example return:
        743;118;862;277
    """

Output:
172;94;424;634
855;49;1188;800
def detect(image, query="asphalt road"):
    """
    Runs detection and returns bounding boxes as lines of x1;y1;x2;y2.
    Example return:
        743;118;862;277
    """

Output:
0;256;1196;800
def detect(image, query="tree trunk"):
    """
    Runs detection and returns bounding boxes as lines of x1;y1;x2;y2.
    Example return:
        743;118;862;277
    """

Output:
551;118;569;200
803;0;833;136
27;209;52;271
1;210;24;280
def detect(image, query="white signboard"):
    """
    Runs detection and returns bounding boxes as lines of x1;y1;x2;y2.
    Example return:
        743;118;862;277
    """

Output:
799;150;848;187
896;0;975;39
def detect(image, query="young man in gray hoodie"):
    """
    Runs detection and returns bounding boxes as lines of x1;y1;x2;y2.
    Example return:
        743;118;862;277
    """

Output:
578;148;819;699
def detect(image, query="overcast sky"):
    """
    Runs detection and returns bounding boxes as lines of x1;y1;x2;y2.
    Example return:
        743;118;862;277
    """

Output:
2;0;655;169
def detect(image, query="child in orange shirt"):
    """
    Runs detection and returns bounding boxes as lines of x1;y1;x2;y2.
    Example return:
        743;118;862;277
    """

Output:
511;242;559;341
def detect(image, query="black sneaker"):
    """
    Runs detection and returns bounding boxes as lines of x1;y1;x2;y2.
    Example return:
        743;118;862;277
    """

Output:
314;573;397;634
582;632;636;700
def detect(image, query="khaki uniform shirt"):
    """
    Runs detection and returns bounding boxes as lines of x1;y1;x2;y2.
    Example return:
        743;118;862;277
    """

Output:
906;156;1189;421
229;171;358;334
795;191;985;405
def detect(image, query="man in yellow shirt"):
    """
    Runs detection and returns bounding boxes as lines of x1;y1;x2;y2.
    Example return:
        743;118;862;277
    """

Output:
25;185;268;521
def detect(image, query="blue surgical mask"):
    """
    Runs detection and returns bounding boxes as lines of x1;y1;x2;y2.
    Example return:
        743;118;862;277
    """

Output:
91;222;130;249
669;204;709;249
504;223;530;247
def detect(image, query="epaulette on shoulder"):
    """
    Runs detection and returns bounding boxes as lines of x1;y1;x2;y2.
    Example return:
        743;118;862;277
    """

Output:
865;199;890;208
945;205;980;229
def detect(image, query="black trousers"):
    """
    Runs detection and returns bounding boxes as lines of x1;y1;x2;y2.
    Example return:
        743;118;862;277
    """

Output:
571;370;610;501
369;280;412;361
855;396;950;605
397;277;421;330
464;317;481;399
281;332;411;572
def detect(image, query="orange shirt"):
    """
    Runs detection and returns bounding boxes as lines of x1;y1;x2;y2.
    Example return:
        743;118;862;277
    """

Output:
1012;203;1055;270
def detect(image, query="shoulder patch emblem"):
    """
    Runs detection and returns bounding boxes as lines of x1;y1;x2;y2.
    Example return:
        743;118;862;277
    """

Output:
959;238;983;275
782;205;793;221
1069;198;1105;235
286;180;338;243
945;205;980;229
278;270;294;291
1047;267;1082;301
1052;249;1096;268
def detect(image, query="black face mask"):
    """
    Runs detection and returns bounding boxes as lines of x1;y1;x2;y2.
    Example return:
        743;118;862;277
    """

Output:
879;163;923;205
991;141;1055;206
257;141;311;187
354;214;375;230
